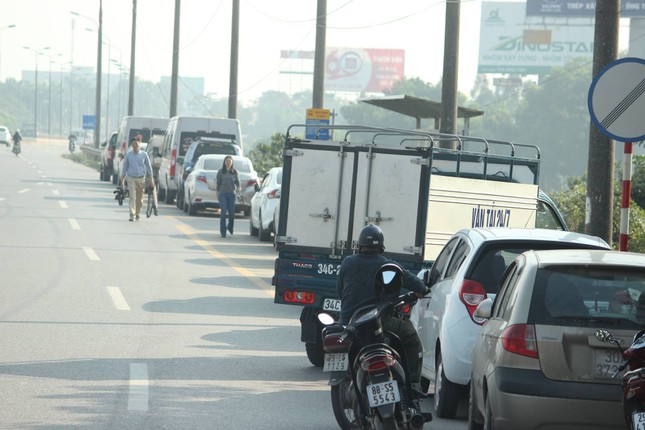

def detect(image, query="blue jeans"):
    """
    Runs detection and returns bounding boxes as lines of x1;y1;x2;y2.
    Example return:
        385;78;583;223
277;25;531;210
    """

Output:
219;192;236;237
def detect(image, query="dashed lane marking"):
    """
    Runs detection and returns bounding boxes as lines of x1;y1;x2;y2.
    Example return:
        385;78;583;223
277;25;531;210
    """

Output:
107;286;131;310
82;247;100;261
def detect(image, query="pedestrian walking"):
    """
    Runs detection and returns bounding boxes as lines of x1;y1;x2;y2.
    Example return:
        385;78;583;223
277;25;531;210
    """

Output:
120;138;154;221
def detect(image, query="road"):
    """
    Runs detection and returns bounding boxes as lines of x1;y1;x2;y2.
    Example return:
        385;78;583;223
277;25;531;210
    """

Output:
0;138;467;429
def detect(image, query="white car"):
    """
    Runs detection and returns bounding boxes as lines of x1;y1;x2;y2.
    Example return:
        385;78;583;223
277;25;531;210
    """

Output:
410;227;610;418
250;167;282;241
0;126;10;146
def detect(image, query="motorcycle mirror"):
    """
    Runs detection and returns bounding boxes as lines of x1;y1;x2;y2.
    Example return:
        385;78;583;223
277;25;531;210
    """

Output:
594;329;612;343
317;313;335;326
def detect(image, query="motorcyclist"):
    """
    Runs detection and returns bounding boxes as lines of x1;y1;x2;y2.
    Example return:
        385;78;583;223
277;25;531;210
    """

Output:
68;132;77;152
12;130;21;154
336;224;429;390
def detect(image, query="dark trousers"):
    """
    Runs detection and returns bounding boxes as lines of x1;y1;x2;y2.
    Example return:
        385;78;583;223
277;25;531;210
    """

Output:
383;317;423;383
219;192;236;237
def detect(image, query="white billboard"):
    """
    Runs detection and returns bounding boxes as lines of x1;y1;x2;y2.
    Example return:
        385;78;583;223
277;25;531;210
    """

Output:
478;2;595;75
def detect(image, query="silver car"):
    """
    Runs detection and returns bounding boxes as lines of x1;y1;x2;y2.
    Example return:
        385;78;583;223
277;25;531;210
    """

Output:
469;249;645;430
250;167;282;241
183;154;257;216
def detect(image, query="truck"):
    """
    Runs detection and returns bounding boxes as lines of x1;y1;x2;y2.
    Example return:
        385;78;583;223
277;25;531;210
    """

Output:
272;124;569;366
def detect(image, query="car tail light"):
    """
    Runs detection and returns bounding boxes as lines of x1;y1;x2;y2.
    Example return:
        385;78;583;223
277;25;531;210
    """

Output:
246;179;257;188
196;175;207;184
502;324;539;359
170;148;177;177
268;188;280;199
360;350;396;371
459;279;488;325
284;290;315;305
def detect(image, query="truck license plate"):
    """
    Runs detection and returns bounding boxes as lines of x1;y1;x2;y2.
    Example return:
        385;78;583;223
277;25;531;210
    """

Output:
594;349;625;378
633;412;645;430
323;353;348;372
323;298;341;311
366;381;400;408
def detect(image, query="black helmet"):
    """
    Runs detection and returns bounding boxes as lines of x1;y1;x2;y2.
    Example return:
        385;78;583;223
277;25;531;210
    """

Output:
357;224;384;249
374;263;404;302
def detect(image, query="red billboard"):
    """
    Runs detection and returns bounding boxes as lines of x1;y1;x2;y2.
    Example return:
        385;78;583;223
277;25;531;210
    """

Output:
325;48;405;93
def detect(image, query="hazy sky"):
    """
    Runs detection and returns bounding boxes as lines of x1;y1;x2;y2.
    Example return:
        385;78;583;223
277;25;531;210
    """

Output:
0;0;632;103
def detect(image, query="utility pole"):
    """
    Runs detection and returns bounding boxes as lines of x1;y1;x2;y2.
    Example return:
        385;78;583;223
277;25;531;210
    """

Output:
94;0;103;148
312;0;326;109
585;0;620;244
440;0;459;146
170;0;180;117
128;0;137;115
228;0;239;119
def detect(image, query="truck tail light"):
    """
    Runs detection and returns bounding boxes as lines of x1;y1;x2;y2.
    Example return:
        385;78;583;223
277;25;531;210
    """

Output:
284;290;315;305
502;324;539;359
459;279;487;325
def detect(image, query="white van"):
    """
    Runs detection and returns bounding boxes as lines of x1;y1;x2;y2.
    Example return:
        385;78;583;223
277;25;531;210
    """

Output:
158;116;243;203
112;116;169;184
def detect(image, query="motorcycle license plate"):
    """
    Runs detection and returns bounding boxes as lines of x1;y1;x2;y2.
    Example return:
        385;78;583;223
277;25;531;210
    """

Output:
323;298;341;312
594;349;625;378
323;353;348;372
633;412;645;430
366;381;400;408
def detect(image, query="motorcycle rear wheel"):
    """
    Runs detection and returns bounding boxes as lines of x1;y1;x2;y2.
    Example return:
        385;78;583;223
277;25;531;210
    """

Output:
331;380;361;430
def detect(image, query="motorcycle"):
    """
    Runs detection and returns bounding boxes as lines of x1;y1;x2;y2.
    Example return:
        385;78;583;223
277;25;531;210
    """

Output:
12;143;20;156
319;263;432;430
595;328;645;429
68;136;76;153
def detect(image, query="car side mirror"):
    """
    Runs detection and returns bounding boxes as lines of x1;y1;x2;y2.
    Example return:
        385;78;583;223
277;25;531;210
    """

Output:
153;147;160;157
177;158;184;166
254;183;260;192
101;141;107;148
473;298;494;320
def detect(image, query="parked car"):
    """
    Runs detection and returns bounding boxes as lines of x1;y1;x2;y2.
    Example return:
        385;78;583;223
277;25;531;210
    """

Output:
250;167;282;241
469;249;645;430
183;154;257;216
100;131;118;182
176;136;242;210
410;227;610;418
0;126;11;146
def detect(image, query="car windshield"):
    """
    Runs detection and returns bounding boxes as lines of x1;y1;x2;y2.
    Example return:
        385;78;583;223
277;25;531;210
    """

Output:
528;266;645;329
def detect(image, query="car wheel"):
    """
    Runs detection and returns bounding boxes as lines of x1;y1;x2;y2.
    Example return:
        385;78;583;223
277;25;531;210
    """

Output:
188;199;197;216
158;184;166;201
259;212;271;242
176;188;183;208
484;392;494;430
99;169;105;181
112;173;118;185
468;381;484;430
164;188;173;204
249;215;259;236
434;352;461;418
183;191;189;213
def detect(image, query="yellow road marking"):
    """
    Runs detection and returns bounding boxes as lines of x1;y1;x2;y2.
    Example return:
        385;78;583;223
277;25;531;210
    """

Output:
176;224;274;297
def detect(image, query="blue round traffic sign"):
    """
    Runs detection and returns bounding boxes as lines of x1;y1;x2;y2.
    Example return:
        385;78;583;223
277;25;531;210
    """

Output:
588;57;645;143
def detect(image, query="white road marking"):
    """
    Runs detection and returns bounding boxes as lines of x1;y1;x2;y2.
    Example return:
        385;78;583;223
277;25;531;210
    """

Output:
18;188;29;193
59;201;68;209
82;247;100;261
128;363;149;411
107;286;131;310
37;170;43;174
68;218;80;230
52;190;59;195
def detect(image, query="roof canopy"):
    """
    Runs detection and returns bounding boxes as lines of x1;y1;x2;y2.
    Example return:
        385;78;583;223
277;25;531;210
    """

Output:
359;94;484;135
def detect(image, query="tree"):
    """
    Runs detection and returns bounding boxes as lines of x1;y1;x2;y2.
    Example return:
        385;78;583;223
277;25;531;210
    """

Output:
248;132;285;177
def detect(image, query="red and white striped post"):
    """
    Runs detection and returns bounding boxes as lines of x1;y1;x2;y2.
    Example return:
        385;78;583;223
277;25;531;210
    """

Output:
619;141;633;251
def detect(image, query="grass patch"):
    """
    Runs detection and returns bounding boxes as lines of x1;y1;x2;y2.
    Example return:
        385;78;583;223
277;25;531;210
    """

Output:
63;152;100;170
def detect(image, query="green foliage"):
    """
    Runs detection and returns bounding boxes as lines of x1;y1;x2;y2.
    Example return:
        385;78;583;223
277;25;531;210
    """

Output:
631;156;645;209
550;171;645;252
248;132;285;177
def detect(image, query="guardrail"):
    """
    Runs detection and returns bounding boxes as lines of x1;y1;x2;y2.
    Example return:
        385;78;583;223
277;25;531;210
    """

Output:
80;144;101;161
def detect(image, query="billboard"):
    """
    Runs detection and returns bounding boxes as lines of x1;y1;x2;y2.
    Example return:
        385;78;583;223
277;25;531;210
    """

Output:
280;48;405;94
526;0;645;17
478;2;595;75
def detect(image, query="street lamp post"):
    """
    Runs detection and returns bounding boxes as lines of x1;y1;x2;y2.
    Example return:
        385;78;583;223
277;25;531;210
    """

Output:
23;45;50;139
0;24;16;81
47;53;62;137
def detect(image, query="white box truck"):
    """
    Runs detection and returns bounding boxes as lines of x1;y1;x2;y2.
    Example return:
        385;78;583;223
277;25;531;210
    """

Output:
272;124;568;366
157;116;243;204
